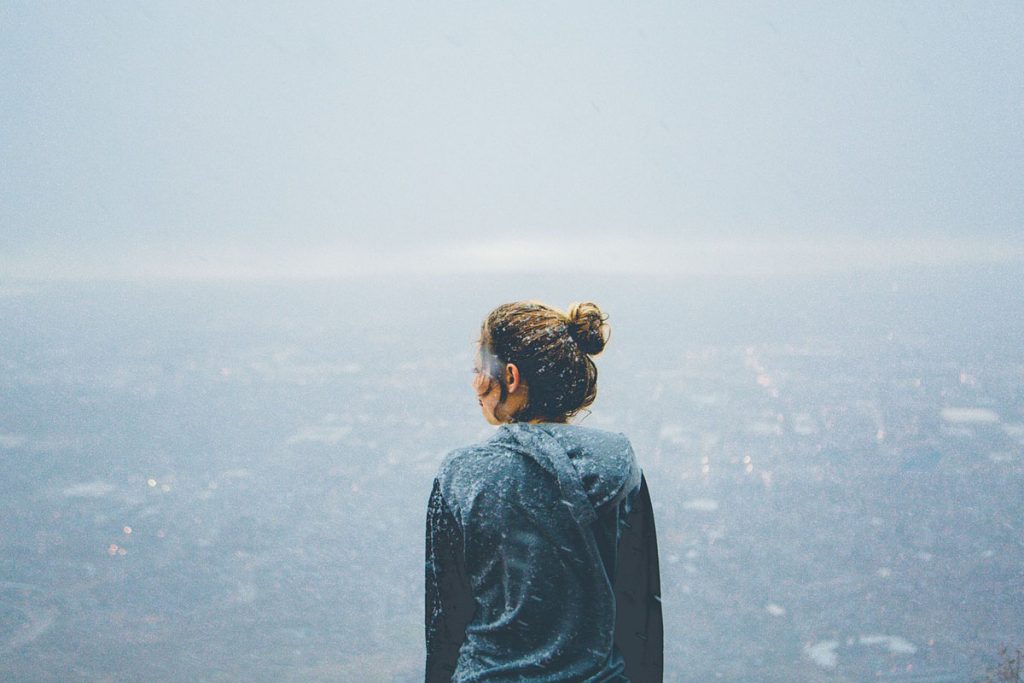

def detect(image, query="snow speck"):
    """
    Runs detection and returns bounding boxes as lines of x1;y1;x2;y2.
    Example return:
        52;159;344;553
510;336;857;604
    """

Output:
0;432;28;449
941;407;999;424
658;424;686;444
746;420;783;436
1002;423;1024;444
683;498;719;512
858;634;917;655
61;481;115;498
286;425;352;445
804;640;839;669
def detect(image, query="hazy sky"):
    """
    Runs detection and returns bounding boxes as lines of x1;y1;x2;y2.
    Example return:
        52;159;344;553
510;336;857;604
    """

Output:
1;1;1022;277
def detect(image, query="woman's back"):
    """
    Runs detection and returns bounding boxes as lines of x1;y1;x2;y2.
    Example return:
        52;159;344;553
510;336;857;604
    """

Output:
425;422;663;682
425;300;663;681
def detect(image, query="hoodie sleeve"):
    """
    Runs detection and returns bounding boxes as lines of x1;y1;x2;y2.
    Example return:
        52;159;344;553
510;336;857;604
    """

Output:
613;471;664;682
425;478;475;683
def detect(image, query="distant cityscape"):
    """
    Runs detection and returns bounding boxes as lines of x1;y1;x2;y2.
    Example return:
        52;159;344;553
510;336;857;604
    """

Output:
0;271;1021;681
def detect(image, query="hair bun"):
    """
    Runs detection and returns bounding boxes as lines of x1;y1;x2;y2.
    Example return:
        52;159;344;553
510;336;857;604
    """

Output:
566;301;609;355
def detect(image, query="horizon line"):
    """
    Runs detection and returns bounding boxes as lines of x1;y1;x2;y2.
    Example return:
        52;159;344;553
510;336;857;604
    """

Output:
3;237;1023;281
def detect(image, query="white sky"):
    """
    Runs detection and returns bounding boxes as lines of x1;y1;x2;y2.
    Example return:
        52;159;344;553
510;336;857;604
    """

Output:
1;1;1022;278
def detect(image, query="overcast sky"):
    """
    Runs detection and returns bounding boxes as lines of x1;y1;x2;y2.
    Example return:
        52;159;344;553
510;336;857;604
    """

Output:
1;1;1022;278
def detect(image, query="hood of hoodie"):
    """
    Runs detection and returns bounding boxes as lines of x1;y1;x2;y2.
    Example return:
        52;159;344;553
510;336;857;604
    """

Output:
494;422;641;527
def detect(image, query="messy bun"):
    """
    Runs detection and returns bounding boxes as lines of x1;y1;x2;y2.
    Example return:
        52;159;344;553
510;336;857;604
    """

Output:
477;300;612;423
566;302;609;356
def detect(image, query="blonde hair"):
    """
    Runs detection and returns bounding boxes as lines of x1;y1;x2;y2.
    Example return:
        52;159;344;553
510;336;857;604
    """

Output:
477;300;610;422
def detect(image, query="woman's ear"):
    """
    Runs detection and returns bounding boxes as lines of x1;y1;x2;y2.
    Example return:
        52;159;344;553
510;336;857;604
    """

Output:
505;362;522;392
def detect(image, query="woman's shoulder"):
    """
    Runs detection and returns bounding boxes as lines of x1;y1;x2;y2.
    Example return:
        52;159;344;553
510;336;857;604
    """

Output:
434;431;535;514
538;422;634;448
437;433;520;480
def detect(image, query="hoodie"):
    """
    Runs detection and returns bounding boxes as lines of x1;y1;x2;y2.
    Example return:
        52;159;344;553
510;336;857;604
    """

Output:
425;422;663;682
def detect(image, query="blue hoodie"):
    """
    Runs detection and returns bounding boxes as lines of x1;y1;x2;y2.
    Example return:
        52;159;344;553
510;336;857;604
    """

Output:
425;422;663;682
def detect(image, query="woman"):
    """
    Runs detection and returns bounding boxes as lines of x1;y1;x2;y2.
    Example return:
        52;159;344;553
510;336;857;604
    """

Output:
425;301;664;682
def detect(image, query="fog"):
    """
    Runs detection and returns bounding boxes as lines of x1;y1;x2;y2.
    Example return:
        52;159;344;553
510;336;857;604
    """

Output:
2;2;1022;277
1;2;1023;681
